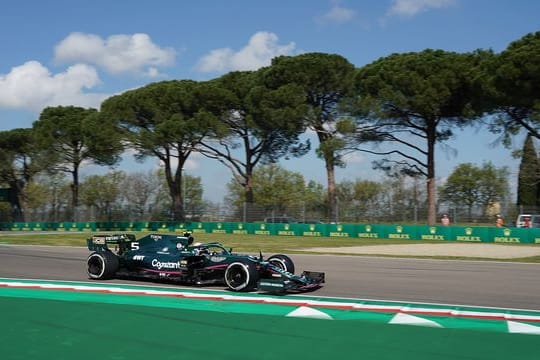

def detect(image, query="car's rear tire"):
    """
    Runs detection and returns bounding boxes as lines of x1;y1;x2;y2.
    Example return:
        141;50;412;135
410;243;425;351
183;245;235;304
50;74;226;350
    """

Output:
87;251;119;280
268;254;295;274
224;261;259;291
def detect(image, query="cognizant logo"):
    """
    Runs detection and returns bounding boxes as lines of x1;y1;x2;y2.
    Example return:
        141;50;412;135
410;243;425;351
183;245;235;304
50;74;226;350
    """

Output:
151;259;181;269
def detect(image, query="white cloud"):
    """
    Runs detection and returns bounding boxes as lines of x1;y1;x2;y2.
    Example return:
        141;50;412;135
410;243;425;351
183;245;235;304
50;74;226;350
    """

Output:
196;31;296;73
387;0;455;17
343;151;365;164
54;32;176;76
317;4;356;24
0;61;108;112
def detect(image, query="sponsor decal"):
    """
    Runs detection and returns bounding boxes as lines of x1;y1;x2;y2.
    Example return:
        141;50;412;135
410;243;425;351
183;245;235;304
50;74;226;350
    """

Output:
429;227;437;234
388;226;409;239
330;232;349;237
133;255;145;261
151;234;162;241
494;237;520;243
151;259;181;270
260;224;266;230
456;227;480;241
421;235;444;240
365;225;372;232
255;230;270;235
358;233;379;238
456;236;481;242
388;233;410;239
217;223;222;229
259;281;284;288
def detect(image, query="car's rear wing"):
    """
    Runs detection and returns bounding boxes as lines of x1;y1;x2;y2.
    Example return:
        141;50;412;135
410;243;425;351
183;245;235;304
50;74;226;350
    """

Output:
87;233;137;253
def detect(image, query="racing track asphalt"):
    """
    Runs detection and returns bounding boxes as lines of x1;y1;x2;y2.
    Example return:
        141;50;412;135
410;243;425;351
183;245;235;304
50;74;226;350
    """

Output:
0;244;539;310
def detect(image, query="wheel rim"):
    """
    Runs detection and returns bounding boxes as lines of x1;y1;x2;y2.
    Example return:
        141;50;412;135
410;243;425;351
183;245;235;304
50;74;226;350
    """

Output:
269;258;287;272
87;254;105;278
225;263;249;290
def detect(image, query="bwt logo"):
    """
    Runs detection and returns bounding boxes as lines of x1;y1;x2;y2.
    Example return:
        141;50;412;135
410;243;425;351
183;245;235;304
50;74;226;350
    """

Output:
133;255;145;261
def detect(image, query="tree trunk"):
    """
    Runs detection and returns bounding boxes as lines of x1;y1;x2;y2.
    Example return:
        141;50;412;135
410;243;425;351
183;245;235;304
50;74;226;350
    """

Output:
426;121;437;225
244;174;255;223
7;182;24;222
71;167;80;222
164;158;185;222
326;157;337;223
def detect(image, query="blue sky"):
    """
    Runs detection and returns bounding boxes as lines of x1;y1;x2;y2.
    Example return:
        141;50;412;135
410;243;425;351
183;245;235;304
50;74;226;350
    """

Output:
0;0;538;203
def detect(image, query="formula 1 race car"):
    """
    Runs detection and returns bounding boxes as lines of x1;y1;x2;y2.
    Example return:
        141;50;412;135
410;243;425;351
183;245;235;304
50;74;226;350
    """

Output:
86;232;325;294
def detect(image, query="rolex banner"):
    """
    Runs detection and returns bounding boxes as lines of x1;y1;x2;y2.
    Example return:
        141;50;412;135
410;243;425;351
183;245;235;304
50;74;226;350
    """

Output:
4;221;540;244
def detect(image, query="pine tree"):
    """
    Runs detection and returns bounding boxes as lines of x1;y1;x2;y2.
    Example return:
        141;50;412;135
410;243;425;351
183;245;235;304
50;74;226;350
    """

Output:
517;134;539;206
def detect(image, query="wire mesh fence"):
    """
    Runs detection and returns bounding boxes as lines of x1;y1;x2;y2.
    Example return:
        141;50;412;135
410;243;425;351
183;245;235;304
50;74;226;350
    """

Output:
3;197;532;227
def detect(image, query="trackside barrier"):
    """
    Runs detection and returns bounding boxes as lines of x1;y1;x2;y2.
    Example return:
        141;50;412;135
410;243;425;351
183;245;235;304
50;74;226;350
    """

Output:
2;221;540;244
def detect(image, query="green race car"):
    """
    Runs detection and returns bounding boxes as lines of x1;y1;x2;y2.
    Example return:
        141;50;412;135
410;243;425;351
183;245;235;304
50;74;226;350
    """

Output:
86;232;324;293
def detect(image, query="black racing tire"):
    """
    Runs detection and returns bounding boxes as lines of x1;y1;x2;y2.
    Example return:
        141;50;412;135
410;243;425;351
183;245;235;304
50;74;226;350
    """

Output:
87;251;119;280
224;261;259;292
267;254;295;274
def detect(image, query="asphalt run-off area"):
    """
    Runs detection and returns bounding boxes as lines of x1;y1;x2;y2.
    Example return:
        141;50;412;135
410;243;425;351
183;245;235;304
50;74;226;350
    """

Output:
0;278;539;360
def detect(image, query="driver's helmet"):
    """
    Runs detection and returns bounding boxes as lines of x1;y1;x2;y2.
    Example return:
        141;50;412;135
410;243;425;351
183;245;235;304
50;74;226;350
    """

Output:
183;231;194;245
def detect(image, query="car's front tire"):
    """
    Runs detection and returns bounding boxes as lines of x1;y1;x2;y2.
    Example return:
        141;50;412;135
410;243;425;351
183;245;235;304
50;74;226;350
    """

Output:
267;254;295;274
224;261;259;291
87;251;119;280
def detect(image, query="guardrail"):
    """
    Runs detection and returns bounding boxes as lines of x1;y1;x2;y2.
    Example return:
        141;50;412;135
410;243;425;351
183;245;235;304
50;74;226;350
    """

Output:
2;221;540;244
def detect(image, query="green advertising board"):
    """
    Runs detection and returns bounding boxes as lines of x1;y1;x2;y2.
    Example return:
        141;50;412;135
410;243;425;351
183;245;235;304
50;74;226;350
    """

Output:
488;226;534;244
3;220;540;245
